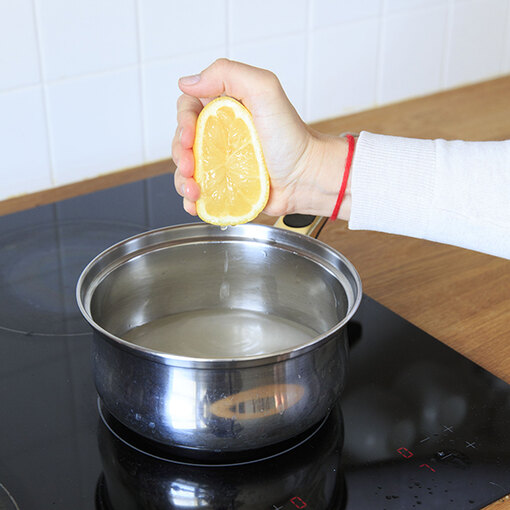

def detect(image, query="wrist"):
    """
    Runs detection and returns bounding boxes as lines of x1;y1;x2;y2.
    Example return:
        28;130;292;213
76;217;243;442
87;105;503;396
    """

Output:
290;131;352;221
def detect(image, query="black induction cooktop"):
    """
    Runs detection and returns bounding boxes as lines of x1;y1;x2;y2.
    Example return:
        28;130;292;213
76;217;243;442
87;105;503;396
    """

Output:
0;174;509;510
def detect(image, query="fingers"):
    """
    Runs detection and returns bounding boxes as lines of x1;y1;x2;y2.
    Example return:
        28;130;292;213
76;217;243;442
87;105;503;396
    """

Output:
176;94;202;149
172;94;202;178
178;58;285;112
174;59;295;218
183;198;197;216
174;167;200;216
172;93;201;216
174;169;200;200
171;129;194;176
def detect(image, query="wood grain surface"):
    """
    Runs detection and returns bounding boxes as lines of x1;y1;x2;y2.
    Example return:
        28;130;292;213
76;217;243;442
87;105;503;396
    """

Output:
1;75;509;509
259;77;510;510
303;75;510;384
486;496;510;509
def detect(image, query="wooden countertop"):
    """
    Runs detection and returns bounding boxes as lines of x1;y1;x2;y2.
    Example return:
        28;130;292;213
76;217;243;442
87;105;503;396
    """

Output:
295;76;510;510
255;76;510;385
308;75;510;385
2;75;509;508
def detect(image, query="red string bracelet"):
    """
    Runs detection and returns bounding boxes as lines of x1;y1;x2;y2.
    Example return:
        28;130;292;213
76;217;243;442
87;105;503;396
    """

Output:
330;134;355;220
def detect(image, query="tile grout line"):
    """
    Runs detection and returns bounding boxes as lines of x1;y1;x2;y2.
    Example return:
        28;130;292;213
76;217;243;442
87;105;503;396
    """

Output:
0;65;140;94
30;0;57;187
135;0;148;162
440;0;455;89
0;82;42;97
227;27;310;48
374;0;387;105
501;0;510;72
225;0;231;58
0;45;228;97
304;0;314;122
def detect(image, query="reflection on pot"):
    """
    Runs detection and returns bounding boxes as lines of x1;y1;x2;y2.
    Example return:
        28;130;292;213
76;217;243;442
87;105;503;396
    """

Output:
209;383;306;421
96;403;346;510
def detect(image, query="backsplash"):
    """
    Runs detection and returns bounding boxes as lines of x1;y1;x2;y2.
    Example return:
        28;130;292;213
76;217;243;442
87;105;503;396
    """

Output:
1;0;509;201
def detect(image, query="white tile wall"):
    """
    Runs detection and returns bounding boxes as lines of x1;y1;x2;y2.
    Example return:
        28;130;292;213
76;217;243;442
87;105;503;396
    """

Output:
378;4;449;104
35;0;138;81
143;50;222;162
385;0;448;14
309;18;380;120
445;0;509;88
139;0;227;60
0;0;509;201
312;0;381;28
0;87;52;195
0;0;40;90
505;5;510;72
229;0;307;43
230;34;307;114
46;69;143;185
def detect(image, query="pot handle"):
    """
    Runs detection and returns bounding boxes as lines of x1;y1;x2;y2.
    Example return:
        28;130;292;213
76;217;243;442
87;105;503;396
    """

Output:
273;214;328;239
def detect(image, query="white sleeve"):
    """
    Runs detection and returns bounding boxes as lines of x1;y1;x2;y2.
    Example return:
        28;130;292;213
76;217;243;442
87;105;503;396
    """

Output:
349;131;510;259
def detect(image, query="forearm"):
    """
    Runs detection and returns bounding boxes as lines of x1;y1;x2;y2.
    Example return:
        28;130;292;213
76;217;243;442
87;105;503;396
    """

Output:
290;131;352;220
295;130;510;259
350;132;510;259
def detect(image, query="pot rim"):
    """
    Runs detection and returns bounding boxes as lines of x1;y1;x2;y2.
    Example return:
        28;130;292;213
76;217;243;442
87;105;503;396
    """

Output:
76;222;362;368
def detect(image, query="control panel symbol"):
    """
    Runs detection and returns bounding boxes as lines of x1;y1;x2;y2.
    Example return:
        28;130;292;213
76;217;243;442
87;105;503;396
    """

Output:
290;496;308;508
397;447;414;458
437;450;453;461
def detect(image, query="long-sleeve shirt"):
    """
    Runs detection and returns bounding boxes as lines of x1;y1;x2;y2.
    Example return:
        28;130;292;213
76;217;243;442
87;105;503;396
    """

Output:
349;132;510;259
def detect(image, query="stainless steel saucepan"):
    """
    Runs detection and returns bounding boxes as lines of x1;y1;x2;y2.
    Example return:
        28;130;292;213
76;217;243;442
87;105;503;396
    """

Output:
76;215;362;453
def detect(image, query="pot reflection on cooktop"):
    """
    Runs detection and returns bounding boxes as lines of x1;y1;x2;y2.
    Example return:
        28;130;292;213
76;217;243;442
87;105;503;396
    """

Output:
0;483;19;510
0;220;145;336
96;402;346;510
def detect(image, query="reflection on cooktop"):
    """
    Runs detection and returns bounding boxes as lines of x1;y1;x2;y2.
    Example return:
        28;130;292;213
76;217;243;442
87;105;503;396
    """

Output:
0;221;145;336
339;298;510;510
98;398;339;467
0;483;18;510
96;403;345;510
0;175;509;510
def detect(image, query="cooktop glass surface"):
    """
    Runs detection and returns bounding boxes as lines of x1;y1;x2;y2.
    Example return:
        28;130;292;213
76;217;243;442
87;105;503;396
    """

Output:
0;175;508;510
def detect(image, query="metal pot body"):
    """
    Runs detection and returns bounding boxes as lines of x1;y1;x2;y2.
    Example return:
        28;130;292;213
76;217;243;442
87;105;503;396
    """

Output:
93;326;347;451
77;223;361;452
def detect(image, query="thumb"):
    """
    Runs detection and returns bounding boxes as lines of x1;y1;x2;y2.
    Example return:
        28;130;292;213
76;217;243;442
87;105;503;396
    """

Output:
178;58;286;112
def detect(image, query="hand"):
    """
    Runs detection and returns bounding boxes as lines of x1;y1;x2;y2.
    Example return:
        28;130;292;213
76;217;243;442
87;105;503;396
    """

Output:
172;59;351;219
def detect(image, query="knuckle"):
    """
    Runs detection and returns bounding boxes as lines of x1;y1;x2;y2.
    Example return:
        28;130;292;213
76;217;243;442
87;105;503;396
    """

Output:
177;96;197;117
176;94;187;111
213;57;231;70
263;70;280;89
174;175;184;195
171;141;180;162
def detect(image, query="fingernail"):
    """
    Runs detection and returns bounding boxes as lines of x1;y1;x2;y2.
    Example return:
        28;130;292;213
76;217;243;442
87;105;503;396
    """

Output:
179;74;201;86
181;184;186;196
179;127;183;142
